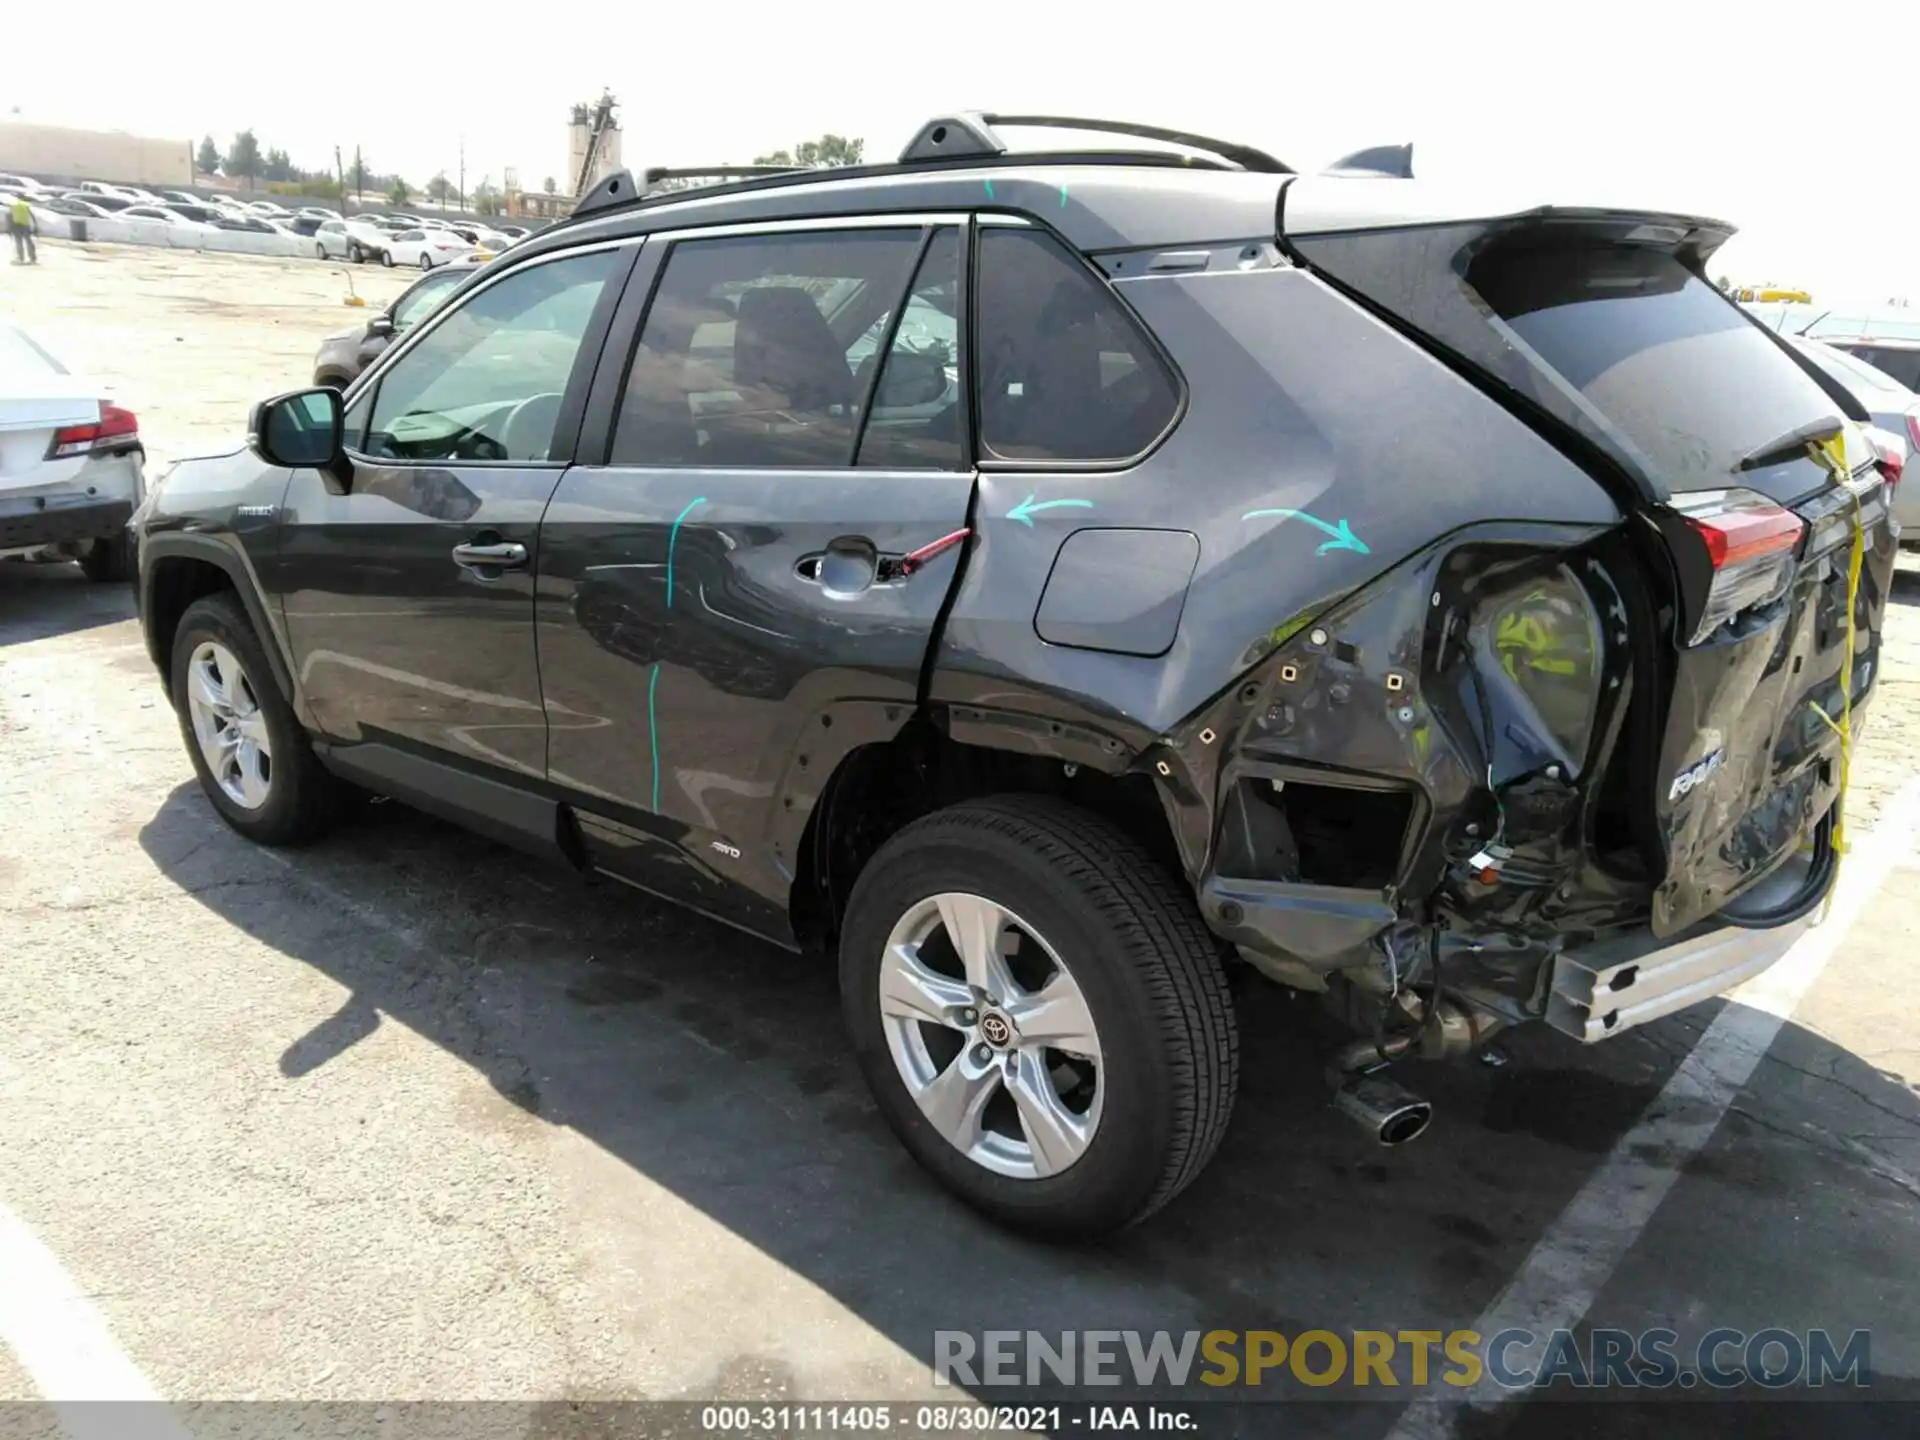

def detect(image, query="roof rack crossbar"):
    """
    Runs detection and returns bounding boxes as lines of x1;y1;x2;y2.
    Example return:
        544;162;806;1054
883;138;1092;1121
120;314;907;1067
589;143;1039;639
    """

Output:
899;112;1291;174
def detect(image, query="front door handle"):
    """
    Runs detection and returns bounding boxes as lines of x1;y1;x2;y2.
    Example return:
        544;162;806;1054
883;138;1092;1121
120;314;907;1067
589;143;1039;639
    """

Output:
451;540;528;572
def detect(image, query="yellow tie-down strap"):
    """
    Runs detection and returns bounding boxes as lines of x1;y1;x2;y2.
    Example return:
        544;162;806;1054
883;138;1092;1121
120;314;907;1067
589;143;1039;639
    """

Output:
1805;430;1866;867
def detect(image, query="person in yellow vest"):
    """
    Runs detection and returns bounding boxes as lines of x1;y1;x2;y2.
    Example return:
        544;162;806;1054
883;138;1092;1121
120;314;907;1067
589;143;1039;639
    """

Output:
7;195;37;264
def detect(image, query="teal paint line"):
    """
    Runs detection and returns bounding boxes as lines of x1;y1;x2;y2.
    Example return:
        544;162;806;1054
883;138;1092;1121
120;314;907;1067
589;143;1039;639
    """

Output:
666;496;708;608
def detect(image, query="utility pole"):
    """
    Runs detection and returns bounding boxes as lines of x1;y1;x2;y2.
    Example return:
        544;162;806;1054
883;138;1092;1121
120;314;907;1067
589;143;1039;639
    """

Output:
458;136;465;214
353;145;363;205
334;146;346;214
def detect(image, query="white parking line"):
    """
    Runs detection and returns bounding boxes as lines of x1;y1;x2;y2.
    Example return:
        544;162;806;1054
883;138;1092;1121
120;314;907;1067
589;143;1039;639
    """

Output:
0;1200;192;1439
1387;778;1920;1438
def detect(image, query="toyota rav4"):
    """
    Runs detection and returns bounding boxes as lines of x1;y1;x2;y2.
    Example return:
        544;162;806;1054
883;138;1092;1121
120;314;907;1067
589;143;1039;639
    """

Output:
131;114;1899;1235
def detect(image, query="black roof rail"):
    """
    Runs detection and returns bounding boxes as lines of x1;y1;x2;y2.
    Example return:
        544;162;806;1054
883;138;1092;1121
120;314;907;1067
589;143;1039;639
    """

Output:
641;165;805;192
1323;143;1414;179
569;165;805;220
546;145;1274;236
899;112;1292;174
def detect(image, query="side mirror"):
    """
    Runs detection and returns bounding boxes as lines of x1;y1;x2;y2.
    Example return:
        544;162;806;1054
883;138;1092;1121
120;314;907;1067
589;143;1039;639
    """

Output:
367;314;395;339
249;387;353;494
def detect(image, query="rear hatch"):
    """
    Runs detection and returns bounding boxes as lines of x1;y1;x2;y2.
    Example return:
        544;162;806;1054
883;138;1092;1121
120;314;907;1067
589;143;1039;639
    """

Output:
1285;196;1897;934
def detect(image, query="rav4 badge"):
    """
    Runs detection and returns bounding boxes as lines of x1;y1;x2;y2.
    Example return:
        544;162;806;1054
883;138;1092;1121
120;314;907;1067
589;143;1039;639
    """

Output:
1668;750;1724;801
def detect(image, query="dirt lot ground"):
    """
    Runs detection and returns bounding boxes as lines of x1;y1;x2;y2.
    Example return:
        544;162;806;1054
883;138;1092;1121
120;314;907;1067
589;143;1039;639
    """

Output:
3;241;1919;1434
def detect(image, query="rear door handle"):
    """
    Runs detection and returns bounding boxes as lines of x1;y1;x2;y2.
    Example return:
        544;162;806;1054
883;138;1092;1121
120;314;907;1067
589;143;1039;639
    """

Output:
451;540;528;571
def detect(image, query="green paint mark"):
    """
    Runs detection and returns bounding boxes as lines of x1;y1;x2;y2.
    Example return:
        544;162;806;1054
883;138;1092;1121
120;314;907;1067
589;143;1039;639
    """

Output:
1059;184;1069;208
648;664;662;811
1269;612;1315;649
984;179;995;200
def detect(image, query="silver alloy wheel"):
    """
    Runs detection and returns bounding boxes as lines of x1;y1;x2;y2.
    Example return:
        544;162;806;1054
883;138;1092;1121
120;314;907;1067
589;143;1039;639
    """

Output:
879;892;1103;1179
185;640;274;810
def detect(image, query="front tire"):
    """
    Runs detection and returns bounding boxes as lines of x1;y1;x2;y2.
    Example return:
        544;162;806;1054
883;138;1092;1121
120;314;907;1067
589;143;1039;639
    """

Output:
382;247;395;267
170;592;338;846
315;241;328;260
840;795;1239;1236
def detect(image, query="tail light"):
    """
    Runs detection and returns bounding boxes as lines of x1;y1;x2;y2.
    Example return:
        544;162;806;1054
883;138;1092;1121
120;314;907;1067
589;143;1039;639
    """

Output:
1907;407;1920;463
46;402;139;460
1671;488;1806;645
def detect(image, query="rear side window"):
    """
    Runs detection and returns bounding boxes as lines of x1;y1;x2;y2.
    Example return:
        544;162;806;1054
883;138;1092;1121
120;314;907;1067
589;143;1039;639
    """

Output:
613;229;921;468
974;227;1179;463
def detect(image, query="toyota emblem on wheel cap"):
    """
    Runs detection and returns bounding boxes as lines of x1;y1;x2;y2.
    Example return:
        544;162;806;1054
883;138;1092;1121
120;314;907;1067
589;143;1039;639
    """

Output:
980;1011;1014;1048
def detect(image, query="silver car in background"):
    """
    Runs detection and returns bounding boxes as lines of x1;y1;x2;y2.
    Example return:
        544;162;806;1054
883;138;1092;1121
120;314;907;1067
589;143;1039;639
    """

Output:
1787;335;1920;543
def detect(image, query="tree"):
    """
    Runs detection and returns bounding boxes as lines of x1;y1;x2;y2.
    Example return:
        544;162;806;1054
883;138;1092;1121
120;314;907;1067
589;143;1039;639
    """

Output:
389;178;411;207
542;176;557;194
264;148;295;183
195;136;220;176
226;130;262;186
472;180;502;216
349;149;371;199
426;172;453;203
754;134;863;169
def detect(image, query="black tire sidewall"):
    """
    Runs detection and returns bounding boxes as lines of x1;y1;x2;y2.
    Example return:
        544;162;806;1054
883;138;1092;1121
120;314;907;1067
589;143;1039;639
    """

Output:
169;596;321;845
841;821;1183;1233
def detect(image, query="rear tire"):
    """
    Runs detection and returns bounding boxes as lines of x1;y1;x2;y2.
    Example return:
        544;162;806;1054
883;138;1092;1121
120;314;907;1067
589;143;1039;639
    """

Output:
315;241;327;260
170;592;339;847
840;795;1239;1236
347;241;363;264
78;532;132;583
381;248;394;267
419;253;433;271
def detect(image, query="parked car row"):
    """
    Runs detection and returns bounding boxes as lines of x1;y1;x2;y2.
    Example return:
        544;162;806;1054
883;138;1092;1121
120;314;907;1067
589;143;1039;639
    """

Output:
310;211;522;266
0;171;532;258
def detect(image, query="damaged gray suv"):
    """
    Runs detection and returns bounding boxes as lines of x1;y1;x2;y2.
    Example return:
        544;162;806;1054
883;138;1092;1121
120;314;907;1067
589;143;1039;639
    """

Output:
133;114;1898;1235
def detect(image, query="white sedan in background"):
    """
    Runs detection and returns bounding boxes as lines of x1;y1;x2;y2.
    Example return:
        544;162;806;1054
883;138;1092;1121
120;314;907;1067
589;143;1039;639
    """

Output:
0;324;145;582
384;226;478;270
119;204;215;233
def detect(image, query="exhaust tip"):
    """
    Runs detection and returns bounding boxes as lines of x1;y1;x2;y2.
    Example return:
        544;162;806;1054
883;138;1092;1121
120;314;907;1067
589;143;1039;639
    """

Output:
1377;1100;1432;1146
1332;1072;1433;1147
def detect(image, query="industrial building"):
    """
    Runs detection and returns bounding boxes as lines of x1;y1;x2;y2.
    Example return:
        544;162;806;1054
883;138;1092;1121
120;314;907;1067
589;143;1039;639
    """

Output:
0;120;191;187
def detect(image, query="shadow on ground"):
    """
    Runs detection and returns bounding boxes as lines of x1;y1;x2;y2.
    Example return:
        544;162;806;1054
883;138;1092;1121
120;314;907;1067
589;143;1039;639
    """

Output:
0;560;135;645
130;764;1920;1432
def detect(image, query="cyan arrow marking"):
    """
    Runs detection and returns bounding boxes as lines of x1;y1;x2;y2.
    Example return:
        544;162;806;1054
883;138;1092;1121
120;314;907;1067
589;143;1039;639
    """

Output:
1006;494;1094;527
1242;508;1370;556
